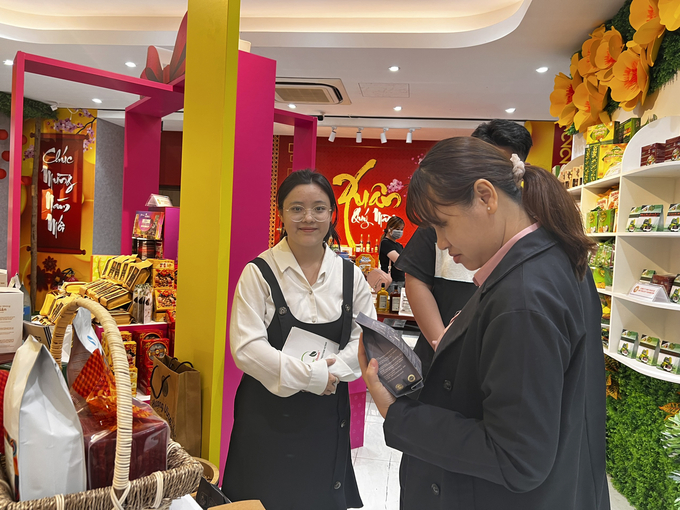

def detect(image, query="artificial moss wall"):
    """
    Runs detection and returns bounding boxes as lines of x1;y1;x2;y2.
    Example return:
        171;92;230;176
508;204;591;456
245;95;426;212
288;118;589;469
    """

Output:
607;359;680;510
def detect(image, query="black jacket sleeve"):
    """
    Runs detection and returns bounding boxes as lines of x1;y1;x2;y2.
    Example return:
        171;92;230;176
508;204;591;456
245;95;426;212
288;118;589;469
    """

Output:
395;227;437;286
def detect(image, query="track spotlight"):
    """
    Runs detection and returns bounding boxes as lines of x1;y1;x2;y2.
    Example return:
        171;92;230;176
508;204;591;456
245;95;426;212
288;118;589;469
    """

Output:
356;128;363;143
329;127;337;142
380;128;389;144
406;128;415;143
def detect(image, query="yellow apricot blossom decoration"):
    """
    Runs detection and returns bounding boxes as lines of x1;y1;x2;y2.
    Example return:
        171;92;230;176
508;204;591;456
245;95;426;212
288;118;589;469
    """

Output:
594;28;624;83
550;72;582;127
658;0;680;31
630;0;666;65
578;25;607;77
608;43;650;111
573;76;610;132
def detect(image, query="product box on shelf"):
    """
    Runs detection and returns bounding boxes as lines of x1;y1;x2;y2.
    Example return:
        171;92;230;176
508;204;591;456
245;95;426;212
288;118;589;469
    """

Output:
626;206;642;232
586;121;620;145
641;143;667;166
664;203;680;232
635;205;664;232
665;136;680;161
0;288;23;354
669;275;680;303
651;274;677;296
658;341;680;374
596;143;626;179
640;268;657;283
587;210;599;233
618;330;638;358
597;209;616;233
616;118;641;144
602;327;610;349
132;211;165;240
592;267;613;289
584;145;599;183
636;335;661;366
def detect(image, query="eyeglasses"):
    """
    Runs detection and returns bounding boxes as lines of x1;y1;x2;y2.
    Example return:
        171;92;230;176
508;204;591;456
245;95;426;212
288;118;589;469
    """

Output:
285;205;332;222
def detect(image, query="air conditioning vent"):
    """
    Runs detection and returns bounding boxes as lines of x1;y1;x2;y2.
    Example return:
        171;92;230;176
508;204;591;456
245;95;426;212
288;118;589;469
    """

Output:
275;78;351;105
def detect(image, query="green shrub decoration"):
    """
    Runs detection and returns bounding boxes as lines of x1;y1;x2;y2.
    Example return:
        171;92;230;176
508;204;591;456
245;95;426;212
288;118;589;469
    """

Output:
606;359;680;510
0;91;57;120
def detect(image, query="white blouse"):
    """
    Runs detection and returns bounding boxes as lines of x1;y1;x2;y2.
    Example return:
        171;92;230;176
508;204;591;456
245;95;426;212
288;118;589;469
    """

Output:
229;239;377;397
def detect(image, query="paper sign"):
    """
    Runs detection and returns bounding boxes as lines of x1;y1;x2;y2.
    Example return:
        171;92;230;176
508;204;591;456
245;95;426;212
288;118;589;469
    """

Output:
282;327;339;363
146;194;174;208
629;283;670;303
398;287;414;317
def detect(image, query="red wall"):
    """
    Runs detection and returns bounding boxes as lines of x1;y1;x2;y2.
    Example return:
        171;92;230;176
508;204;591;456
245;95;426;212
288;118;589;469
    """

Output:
275;136;436;248
160;131;183;187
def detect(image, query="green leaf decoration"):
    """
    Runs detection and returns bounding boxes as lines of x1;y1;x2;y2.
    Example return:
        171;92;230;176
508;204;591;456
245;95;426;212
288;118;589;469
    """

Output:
0;91;57;120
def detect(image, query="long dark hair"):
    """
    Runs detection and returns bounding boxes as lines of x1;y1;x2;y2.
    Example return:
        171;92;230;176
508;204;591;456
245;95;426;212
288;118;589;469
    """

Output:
380;216;405;243
406;137;595;280
278;169;341;247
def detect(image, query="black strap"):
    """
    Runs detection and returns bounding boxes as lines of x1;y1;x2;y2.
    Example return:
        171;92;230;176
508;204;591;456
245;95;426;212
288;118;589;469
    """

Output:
339;258;354;349
249;257;294;333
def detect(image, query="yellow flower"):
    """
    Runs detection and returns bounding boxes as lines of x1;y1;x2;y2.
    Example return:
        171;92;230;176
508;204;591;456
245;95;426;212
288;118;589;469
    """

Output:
658;0;680;31
550;68;582;127
595;28;624;83
578;25;606;77
630;0;666;66
608;44;650;111
573;76;610;132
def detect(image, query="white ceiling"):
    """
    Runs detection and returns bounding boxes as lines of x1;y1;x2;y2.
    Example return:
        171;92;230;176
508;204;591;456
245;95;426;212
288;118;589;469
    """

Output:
0;0;624;141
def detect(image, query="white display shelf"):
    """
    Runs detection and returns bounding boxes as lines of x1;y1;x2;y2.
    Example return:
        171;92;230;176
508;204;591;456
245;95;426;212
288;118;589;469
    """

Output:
606;351;680;384
602;323;611;328
568;185;583;196
588;233;617;238
624;160;680;179
584;173;621;189
617;232;680;238
597;287;613;296
614;292;680;312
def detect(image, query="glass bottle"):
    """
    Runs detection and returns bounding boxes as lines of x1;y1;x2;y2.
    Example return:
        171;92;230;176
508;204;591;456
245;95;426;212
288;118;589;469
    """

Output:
377;283;389;313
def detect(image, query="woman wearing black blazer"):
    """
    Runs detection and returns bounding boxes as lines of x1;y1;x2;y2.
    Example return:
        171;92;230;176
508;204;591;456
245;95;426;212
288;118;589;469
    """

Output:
359;137;609;510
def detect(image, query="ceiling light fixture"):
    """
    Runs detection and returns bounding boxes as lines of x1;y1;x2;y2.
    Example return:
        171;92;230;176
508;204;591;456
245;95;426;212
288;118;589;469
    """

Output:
389;66;400;72
380;128;389;144
536;66;549;73
505;107;516;114
356;128;363;143
406;128;415;144
92;98;102;104
125;62;137;68
329;127;337;142
288;103;297;109
3;60;13;66
393;106;402;112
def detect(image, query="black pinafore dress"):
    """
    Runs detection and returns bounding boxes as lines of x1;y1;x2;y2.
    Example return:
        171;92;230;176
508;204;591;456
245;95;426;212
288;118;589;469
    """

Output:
223;257;362;510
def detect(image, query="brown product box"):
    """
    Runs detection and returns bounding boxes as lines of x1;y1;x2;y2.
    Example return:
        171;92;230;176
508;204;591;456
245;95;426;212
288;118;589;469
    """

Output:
641;143;666;166
665;136;680;162
651;274;678;296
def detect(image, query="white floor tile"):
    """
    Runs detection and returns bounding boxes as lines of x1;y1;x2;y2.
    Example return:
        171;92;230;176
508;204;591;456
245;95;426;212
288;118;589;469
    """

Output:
353;457;390;510
386;456;402;510
355;421;398;462
365;402;384;423
608;476;635;510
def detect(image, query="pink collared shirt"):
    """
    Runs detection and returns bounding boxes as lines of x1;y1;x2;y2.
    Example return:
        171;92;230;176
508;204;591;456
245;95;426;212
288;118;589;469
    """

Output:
473;222;541;287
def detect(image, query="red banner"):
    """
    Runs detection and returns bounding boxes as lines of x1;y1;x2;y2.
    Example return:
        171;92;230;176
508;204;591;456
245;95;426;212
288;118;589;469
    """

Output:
38;134;85;254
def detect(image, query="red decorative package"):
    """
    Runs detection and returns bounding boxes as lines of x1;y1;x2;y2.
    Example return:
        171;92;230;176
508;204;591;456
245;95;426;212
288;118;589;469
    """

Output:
71;349;169;489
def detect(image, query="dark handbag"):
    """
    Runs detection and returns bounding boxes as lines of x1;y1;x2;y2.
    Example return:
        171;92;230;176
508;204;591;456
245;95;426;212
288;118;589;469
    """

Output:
195;477;231;508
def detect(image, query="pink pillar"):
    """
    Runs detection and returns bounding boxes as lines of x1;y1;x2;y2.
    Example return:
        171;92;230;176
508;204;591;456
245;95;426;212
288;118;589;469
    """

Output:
219;51;277;475
121;111;162;255
7;53;25;277
293;117;317;170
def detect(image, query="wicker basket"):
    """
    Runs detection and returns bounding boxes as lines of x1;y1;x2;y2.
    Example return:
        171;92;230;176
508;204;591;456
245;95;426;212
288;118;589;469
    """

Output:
0;297;203;510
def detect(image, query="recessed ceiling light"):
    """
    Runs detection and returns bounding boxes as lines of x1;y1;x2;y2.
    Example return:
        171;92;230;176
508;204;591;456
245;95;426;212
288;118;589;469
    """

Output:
389;66;400;72
3;60;12;66
505;107;516;114
92;98;102;104
125;62;137;68
536;66;549;73
288;103;297;109
394;106;402;111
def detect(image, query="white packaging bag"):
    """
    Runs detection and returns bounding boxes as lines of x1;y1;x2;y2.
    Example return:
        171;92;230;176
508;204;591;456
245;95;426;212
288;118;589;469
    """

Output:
67;308;102;388
4;336;86;500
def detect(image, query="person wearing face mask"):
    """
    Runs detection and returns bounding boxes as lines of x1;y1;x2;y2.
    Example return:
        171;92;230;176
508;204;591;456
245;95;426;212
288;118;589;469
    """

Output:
223;169;376;510
379;216;406;285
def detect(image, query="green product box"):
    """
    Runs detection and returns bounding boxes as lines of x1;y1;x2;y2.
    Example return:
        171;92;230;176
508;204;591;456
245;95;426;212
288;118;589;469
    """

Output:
602;327;610;350
626;206;642;232
587;209;599;233
640;268;657;283
583;146;594;184
669;275;680;304
587;145;600;183
635;204;664;232
636;334;661;366
618;329;638;358
586;121;620;145
658;341;680;374
592;266;613;289
616;118;641;144
597;209;615;233
664;203;680;232
596;143;626;179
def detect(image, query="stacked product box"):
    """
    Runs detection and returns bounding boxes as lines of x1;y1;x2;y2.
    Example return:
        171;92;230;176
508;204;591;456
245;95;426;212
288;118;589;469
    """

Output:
636;334;661;366
618;329;638;358
134;330;170;395
664;203;680;232
583;121;630;183
641;143;667;166
658;341;680;374
626;205;664;232
102;330;138;396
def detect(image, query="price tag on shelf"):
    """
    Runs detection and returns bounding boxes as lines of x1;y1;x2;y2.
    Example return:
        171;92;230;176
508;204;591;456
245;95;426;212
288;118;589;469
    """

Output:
628;282;670;303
